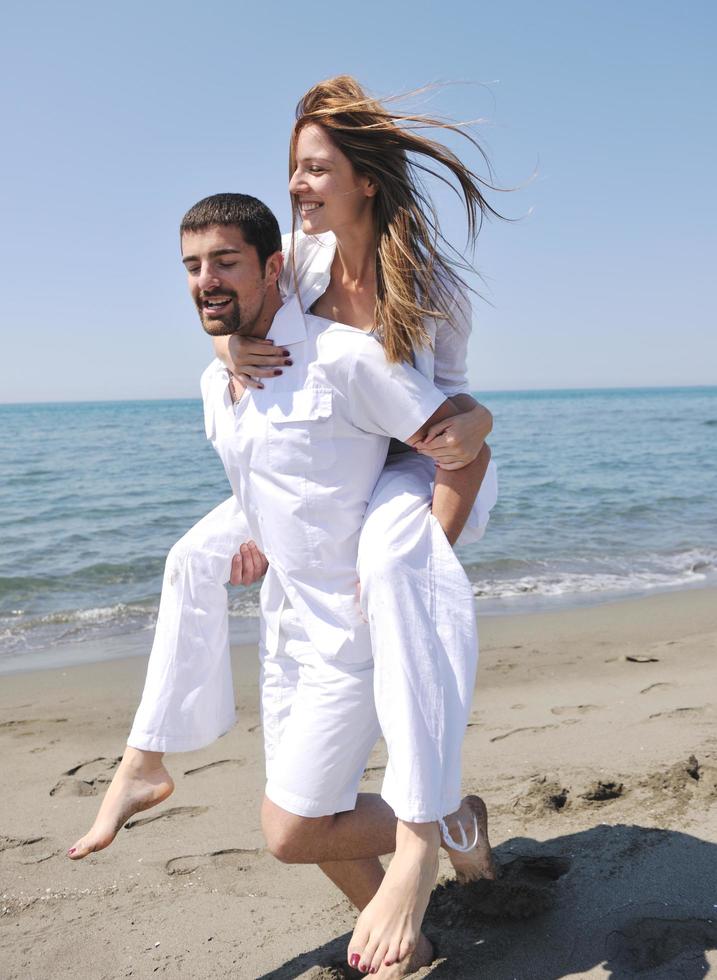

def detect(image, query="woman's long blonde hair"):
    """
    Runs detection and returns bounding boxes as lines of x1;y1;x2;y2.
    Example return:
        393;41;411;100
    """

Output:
290;75;503;363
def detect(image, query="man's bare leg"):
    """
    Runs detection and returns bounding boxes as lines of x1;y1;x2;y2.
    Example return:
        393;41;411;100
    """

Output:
262;792;494;974
67;747;173;859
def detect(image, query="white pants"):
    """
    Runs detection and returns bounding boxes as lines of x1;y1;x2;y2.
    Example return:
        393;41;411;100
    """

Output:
129;456;496;821
262;604;381;818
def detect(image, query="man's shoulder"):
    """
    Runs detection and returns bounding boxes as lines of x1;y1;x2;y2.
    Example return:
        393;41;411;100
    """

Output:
200;358;227;399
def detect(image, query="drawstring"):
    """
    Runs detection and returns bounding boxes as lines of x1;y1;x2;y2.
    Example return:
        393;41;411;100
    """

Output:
438;812;479;853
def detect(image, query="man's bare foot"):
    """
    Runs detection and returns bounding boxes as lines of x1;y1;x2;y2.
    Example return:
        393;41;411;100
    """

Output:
348;821;439;974
441;794;496;883
66;747;174;860
372;932;433;978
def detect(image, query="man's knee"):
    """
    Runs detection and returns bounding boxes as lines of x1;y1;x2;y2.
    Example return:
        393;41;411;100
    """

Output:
260;797;331;864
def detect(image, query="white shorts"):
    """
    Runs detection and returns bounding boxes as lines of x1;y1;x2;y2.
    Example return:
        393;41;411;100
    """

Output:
261;604;382;818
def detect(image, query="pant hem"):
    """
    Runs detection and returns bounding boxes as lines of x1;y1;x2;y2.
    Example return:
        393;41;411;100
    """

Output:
127;716;235;754
381;789;462;825
265;780;358;818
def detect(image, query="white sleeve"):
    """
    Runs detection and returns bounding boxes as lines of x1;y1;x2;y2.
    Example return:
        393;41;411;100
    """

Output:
432;285;473;397
348;340;447;442
279;230;334;300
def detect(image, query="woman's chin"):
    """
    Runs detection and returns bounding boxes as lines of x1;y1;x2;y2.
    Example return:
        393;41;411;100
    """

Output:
301;215;329;236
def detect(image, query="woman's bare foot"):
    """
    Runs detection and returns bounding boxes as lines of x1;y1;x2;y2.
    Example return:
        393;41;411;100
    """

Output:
66;747;174;860
441;794;496;883
372;932;433;977
348;821;439;974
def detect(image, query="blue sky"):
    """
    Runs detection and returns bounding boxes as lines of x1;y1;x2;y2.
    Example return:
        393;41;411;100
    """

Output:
1;0;715;402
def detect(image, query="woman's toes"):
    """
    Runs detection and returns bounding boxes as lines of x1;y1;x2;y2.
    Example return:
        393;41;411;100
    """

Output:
359;937;380;973
369;941;389;974
383;938;401;967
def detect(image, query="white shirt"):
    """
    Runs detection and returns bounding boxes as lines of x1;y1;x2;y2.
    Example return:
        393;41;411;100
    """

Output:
201;295;446;662
279;231;472;397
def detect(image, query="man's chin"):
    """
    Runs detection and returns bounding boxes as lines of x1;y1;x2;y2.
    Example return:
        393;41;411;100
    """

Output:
201;316;238;337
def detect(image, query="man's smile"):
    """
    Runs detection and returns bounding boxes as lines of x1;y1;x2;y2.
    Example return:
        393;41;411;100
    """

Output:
200;294;234;316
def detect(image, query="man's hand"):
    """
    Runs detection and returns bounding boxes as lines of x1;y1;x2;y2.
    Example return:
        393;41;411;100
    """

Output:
414;402;493;470
222;335;293;390
230;541;269;586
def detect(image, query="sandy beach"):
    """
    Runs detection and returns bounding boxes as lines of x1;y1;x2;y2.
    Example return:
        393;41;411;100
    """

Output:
2;586;716;979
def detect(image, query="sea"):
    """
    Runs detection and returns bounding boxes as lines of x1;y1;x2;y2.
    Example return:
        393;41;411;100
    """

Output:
1;386;716;674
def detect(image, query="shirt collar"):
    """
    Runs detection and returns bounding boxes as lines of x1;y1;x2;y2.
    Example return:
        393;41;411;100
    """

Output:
266;294;307;347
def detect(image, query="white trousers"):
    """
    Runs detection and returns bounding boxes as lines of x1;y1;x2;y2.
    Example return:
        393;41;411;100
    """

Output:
128;455;495;822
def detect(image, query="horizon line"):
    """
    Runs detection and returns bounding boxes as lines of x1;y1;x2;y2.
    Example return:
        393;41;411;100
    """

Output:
2;382;716;408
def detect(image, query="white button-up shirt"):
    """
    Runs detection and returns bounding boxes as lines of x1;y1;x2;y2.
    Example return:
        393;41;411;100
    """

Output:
201;295;446;662
279;231;472;397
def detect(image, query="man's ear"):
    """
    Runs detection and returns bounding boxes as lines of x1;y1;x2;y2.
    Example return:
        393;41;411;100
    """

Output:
264;250;284;285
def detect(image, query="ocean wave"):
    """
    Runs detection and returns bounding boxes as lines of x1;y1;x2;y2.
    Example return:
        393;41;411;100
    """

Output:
468;547;717;600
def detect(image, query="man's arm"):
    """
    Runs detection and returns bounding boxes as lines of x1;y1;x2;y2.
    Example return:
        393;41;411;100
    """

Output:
406;400;491;545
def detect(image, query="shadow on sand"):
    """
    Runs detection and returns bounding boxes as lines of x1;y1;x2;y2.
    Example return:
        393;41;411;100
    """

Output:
256;823;717;979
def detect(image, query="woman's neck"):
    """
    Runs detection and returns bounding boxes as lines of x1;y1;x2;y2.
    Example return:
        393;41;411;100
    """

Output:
331;218;377;290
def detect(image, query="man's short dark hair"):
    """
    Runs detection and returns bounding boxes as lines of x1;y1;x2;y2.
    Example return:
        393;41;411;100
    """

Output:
180;193;282;268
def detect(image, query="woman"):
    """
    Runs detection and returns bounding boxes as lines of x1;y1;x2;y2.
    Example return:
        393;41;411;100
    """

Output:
69;77;500;977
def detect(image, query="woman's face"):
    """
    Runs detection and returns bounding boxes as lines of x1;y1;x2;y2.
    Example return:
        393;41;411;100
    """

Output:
289;123;376;236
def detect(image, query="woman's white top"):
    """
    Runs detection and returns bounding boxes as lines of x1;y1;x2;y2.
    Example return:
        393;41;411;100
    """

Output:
277;230;497;545
279;231;472;398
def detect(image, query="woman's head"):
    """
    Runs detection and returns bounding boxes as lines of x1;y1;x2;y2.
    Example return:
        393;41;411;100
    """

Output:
289;75;503;363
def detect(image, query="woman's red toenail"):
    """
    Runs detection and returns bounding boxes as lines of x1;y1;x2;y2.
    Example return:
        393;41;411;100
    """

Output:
349;953;360;968
67;848;76;855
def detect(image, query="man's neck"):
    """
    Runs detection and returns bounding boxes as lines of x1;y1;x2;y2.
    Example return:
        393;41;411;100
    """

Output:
246;287;283;340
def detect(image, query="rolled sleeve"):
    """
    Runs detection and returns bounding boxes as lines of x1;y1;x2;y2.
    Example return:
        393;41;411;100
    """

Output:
433;286;472;398
348;341;447;442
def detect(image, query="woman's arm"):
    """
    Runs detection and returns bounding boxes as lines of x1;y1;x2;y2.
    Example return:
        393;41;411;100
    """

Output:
414;393;492;470
212;335;292;389
406;400;491;545
417;287;493;469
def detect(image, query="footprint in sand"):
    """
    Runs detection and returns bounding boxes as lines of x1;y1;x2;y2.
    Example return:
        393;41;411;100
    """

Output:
639;682;674;694
512;777;570;815
183;759;244;776
0;718;68;738
579;780;624;803
605;916;717;973
165;846;263;876
490;724;559;743
550;704;600;717
49;757;121;797
125;805;208;830
0;835;58;864
648;706;708;720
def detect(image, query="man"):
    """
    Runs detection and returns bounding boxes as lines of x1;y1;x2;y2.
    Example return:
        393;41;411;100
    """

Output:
70;194;493;977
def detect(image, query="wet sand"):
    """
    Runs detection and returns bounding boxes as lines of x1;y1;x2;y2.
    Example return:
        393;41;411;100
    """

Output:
1;586;716;978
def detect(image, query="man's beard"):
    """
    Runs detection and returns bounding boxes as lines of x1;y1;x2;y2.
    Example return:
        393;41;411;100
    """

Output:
198;295;243;337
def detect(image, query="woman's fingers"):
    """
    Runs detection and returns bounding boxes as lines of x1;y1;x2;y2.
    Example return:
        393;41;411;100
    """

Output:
237;374;264;390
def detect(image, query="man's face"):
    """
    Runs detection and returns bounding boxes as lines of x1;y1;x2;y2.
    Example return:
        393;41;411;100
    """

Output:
181;225;270;337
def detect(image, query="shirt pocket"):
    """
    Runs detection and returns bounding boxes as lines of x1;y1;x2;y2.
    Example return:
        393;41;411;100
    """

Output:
264;386;336;476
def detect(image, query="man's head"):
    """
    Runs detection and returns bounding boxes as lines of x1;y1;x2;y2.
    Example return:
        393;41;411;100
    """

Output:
180;193;283;337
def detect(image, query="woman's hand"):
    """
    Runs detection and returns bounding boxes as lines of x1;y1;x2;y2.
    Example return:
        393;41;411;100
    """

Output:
219;335;293;390
414;402;493;471
229;541;269;586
